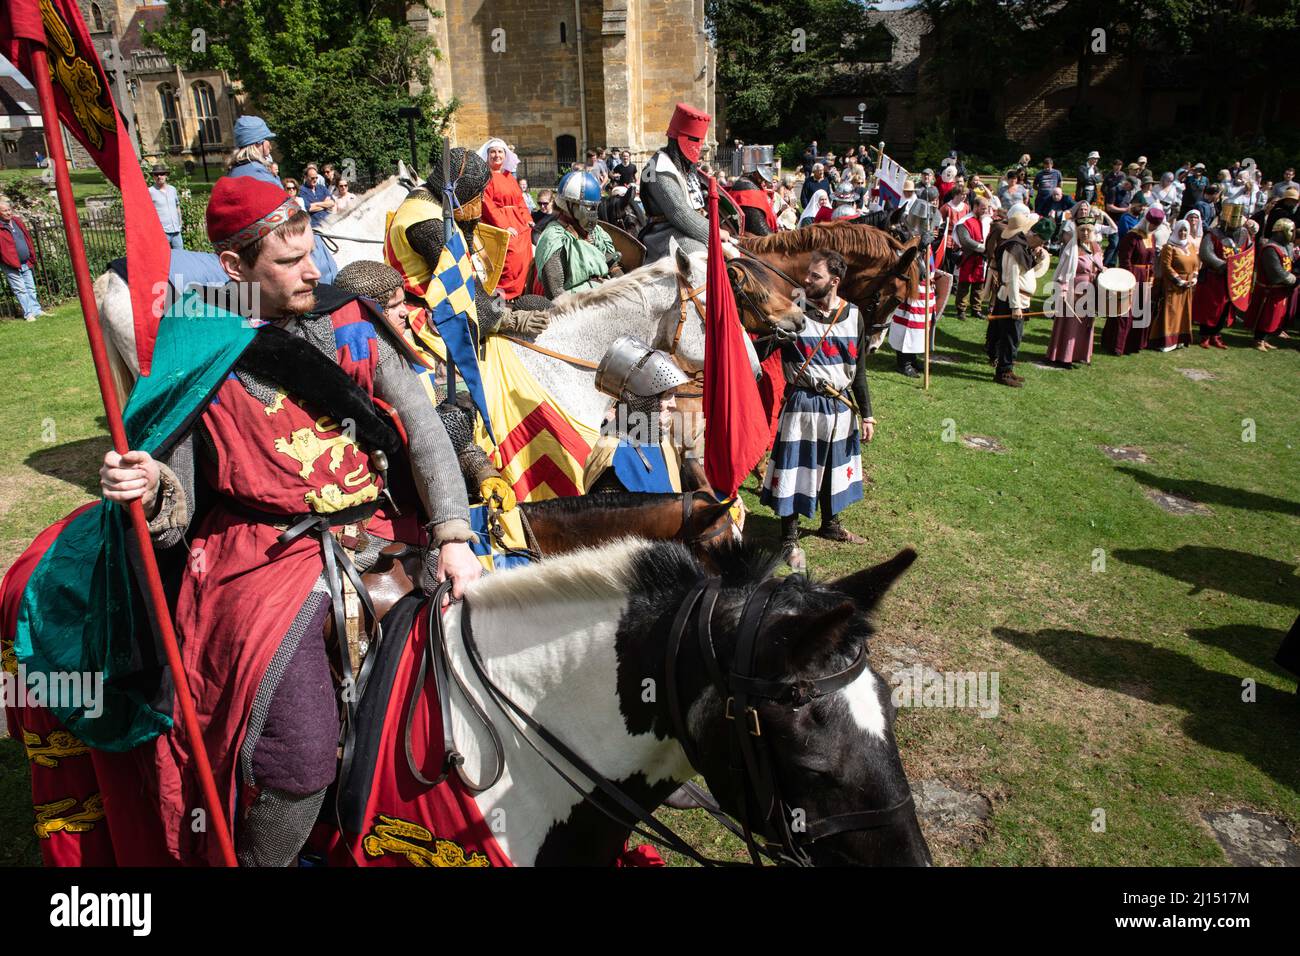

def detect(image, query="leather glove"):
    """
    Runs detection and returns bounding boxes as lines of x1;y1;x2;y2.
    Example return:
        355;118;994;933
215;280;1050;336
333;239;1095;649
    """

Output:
496;308;551;336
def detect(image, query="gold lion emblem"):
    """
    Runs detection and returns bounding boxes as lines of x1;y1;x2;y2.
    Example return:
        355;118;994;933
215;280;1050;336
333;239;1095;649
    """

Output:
33;793;105;840
362;814;490;867
273;416;358;479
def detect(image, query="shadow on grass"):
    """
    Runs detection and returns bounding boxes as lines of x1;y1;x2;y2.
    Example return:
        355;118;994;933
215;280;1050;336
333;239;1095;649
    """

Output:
24;436;104;497
992;626;1300;794
1186;624;1295;681
1115;465;1300;518
1112;545;1299;609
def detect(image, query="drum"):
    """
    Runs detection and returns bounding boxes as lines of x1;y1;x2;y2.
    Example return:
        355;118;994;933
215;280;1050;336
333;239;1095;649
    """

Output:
1096;267;1137;317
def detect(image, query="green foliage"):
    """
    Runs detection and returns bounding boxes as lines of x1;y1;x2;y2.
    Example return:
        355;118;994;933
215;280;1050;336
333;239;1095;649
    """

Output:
706;0;899;144
147;1;453;177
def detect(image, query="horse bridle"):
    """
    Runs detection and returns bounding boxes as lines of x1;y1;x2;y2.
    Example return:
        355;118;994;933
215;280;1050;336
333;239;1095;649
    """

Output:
436;570;915;866
663;575;916;866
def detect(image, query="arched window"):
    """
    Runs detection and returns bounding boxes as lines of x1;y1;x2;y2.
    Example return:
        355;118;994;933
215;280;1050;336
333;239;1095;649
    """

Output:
157;83;181;152
556;134;577;168
191;81;221;146
91;3;105;32
560;22;567;43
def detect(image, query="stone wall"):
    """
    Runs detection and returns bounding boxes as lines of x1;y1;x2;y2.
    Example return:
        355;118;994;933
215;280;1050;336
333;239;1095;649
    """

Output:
426;0;717;159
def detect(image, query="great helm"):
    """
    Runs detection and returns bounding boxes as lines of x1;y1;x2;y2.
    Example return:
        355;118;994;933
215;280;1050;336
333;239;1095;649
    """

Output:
733;144;777;184
596;335;690;400
666;103;711;165
555;170;603;231
1218;201;1245;228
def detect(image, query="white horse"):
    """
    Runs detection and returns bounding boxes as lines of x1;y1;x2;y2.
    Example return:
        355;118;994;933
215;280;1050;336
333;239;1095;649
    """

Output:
508;238;807;431
315;161;419;271
508;241;713;429
333;536;930;866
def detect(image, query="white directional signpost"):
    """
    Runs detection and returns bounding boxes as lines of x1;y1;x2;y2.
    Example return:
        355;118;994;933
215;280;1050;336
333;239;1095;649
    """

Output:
843;102;880;139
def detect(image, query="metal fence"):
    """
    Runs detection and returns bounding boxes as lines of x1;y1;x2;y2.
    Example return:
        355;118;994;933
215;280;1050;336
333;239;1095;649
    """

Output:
0;206;128;319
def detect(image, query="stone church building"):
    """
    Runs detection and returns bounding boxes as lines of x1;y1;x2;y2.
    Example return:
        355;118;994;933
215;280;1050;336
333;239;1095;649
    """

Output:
412;0;718;166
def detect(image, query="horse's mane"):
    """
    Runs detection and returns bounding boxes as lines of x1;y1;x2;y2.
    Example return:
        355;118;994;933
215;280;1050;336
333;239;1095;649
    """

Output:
521;491;681;515
465;535;786;615
740;223;905;259
466;538;670;612
547;256;680;316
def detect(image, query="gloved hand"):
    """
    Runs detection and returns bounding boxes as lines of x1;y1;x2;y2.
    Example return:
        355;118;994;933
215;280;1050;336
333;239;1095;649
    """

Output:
496;308;551;336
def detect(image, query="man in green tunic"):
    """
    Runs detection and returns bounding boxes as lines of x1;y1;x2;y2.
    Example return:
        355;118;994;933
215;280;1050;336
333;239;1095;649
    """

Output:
532;170;622;297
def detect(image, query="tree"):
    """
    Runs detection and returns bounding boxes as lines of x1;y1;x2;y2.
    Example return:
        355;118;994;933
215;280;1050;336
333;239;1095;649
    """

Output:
706;0;899;145
147;1;453;179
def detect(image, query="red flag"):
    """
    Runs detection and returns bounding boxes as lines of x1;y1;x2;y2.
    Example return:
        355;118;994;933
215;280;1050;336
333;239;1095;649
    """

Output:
2;0;169;374
703;177;770;497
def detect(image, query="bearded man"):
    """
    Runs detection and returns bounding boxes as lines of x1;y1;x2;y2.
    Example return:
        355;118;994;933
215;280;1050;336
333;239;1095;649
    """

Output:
98;175;480;865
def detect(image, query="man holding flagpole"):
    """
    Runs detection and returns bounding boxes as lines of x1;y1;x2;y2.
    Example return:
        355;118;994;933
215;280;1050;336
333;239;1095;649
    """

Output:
97;175;479;865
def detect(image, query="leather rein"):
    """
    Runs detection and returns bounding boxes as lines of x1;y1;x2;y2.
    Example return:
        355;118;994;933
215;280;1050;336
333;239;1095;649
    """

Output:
418;572;915;866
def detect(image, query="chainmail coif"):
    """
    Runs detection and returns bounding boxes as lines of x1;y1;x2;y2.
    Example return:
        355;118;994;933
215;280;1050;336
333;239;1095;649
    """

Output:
425;148;490;207
333;260;403;302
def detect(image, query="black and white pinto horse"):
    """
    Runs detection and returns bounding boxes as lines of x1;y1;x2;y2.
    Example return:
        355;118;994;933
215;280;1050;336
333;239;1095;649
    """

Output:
425;536;931;866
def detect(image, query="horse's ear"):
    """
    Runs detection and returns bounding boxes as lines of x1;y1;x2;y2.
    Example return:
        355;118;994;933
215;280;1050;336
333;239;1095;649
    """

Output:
671;237;691;277
893;244;920;277
689;495;731;534
829;548;917;613
725;259;745;284
785;600;858;672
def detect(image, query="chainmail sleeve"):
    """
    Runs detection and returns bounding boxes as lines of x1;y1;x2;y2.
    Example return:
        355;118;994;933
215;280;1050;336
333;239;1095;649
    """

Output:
147;431;197;550
372;331;473;545
1200;233;1227;272
405;216;446;269
539;249;567;298
647;172;710;246
1260;245;1297;285
852;323;873;419
473;286;508;338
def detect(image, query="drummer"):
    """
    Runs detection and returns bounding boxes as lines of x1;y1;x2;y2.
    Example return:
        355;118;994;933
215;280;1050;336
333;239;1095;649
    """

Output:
1102;205;1164;355
583;336;698;494
532;169;622;298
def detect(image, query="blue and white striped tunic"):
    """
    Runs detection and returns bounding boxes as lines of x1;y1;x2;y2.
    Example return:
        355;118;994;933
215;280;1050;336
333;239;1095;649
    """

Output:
760;301;864;519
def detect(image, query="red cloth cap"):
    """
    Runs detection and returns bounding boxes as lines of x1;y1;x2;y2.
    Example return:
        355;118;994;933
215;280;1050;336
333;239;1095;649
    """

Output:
206;175;301;253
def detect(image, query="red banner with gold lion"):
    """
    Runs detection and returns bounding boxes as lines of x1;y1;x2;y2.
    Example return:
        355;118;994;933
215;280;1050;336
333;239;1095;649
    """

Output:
1225;245;1255;312
2;0;169;374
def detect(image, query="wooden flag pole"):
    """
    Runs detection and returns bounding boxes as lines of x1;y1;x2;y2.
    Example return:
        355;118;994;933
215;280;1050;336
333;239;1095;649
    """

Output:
25;38;238;866
923;257;931;390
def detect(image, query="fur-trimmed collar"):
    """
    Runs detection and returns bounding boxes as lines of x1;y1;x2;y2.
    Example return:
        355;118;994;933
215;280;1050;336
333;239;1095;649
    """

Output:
234;322;401;460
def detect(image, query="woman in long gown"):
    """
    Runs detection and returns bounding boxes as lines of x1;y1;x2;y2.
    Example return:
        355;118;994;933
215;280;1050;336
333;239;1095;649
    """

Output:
1102;205;1163;355
1150;219;1200;350
1045;218;1104;367
477;137;535;300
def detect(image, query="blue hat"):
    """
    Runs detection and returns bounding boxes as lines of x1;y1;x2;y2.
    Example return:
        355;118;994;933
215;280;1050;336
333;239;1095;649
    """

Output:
233;115;276;148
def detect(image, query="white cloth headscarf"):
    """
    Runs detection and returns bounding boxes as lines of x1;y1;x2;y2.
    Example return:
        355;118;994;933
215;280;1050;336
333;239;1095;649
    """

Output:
1167;219;1192;251
477;137;519;175
1184;209;1204;242
799;191;831;224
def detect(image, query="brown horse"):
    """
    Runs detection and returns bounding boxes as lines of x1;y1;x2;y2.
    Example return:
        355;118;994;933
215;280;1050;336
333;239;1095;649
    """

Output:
738;223;920;347
354;491;737;628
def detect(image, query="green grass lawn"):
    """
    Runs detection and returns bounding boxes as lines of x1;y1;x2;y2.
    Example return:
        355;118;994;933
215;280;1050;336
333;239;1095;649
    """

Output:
0;167;215;208
0;275;1296;866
